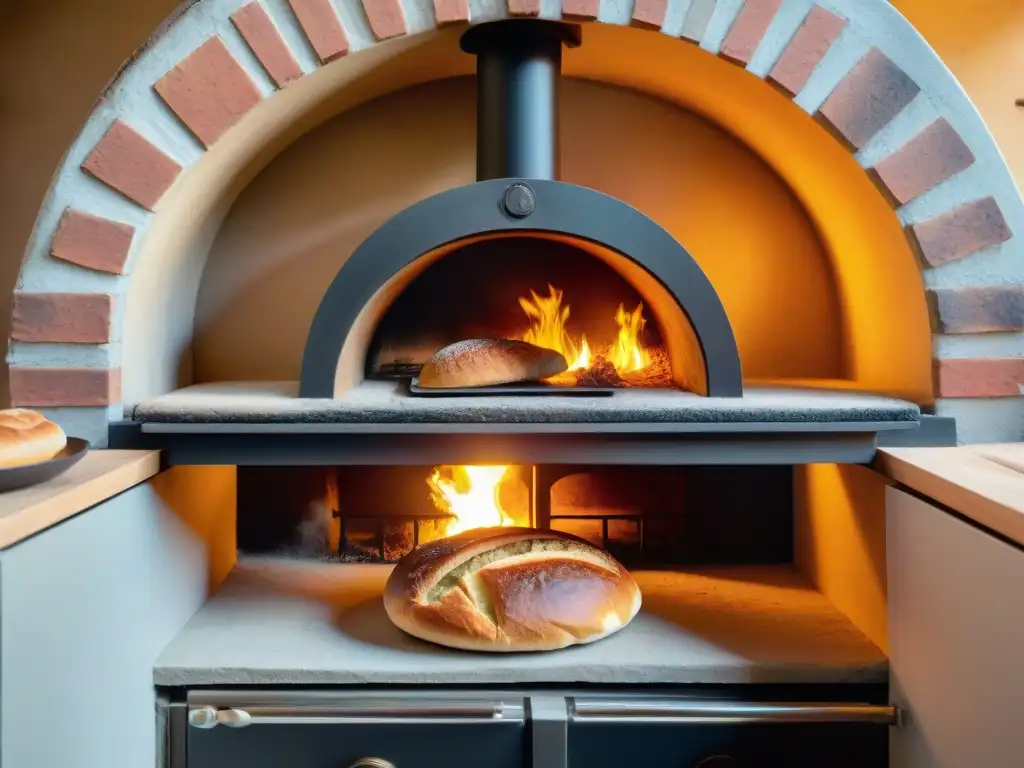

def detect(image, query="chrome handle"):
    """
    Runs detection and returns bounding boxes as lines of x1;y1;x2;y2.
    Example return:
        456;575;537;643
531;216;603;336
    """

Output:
188;707;252;729
348;760;395;768
188;702;515;728
572;699;901;726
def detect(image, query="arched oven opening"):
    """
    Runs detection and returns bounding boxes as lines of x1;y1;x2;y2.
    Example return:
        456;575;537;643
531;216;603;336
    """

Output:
364;232;711;393
298;19;742;400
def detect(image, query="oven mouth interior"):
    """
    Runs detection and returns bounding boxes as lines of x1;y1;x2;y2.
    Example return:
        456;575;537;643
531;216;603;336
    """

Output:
153;462;891;689
365;232;676;391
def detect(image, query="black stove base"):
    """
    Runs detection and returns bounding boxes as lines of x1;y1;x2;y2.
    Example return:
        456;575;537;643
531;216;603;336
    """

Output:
162;685;895;768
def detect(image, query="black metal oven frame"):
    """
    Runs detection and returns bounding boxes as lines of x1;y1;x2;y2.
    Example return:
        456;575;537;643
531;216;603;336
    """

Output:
299;19;743;399
298;176;744;399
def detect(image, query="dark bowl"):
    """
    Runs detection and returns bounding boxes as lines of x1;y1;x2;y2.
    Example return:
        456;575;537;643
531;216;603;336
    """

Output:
0;437;91;493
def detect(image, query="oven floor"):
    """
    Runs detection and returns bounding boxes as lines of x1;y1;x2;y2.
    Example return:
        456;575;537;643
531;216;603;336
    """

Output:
153;558;887;687
132;380;919;425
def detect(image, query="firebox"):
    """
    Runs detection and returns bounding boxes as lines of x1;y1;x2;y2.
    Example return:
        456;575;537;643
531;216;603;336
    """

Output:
162;458;899;768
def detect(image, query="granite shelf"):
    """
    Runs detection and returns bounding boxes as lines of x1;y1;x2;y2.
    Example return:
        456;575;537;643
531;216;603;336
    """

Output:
113;381;953;466
154;558;887;688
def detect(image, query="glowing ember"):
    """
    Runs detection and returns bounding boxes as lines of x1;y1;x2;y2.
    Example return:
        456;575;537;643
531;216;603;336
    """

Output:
517;284;650;381
428;465;515;535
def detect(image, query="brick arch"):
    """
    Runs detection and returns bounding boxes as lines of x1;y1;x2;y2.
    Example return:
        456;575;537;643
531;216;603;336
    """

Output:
8;0;1023;444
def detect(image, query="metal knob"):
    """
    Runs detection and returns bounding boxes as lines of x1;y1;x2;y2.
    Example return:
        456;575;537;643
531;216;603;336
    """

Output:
348;760;396;768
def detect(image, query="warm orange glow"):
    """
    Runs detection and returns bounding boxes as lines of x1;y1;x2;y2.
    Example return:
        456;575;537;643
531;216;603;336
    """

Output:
427;465;515;535
517;284;650;381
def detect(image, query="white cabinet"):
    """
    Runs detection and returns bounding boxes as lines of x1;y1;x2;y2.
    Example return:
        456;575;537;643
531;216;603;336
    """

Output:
887;487;1024;768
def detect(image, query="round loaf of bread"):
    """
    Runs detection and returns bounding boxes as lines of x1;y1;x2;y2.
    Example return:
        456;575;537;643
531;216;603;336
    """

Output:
418;338;568;388
383;527;642;652
0;409;68;468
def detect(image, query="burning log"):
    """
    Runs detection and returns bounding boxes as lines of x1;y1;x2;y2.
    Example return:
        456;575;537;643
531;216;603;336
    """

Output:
575;356;625;388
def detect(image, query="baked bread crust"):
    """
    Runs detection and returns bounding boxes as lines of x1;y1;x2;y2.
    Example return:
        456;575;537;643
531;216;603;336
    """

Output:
383;527;642;652
417;339;568;388
0;409;68;468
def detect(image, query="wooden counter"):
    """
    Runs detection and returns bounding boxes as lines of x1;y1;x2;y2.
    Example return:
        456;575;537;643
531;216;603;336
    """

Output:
0;450;162;549
876;443;1024;548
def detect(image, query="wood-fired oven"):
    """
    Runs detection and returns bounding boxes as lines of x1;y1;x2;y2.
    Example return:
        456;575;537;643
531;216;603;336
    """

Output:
123;18;950;768
8;2;1024;767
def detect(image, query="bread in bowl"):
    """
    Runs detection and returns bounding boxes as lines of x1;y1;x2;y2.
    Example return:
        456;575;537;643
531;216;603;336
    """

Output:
383;527;641;652
417;338;567;388
0;409;68;468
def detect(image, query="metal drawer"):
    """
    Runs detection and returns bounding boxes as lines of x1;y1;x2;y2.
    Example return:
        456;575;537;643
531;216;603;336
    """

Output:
567;697;898;767
182;692;526;768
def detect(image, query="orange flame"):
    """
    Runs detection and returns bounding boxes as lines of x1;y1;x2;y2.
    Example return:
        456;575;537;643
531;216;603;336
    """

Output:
517;285;650;378
427;465;514;536
608;303;652;373
518;285;592;371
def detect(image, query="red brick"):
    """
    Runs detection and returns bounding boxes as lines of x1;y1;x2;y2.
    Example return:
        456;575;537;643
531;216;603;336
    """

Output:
935;358;1024;398
433;0;469;24
231;2;303;88
818;48;920;149
288;0;349;64
11;293;114;344
9;367;121;407
721;0;782;64
361;0;407;40
929;286;1023;334
81;121;182;211
509;0;540;16
873;119;975;205
632;0;667;28
911;197;1012;268
51;209;134;275
769;5;846;95
155;37;263;148
562;0;599;19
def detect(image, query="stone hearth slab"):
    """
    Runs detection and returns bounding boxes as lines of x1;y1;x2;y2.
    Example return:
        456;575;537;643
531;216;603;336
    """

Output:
133;380;919;425
154;558;887;687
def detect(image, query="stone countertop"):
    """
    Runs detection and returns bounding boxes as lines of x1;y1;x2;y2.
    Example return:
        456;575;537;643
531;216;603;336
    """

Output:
0;450;161;549
154;558;887;687
876;443;1024;548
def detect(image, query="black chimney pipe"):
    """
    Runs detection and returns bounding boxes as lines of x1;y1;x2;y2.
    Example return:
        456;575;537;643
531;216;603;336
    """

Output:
460;20;582;181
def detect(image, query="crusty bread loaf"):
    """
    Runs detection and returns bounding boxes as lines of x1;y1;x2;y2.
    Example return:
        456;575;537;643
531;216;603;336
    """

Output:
0;409;67;468
383;527;641;652
418;339;567;388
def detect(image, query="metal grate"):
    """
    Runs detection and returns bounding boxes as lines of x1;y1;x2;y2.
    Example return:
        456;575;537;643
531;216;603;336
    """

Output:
332;509;455;563
548;512;646;554
331;507;650;564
